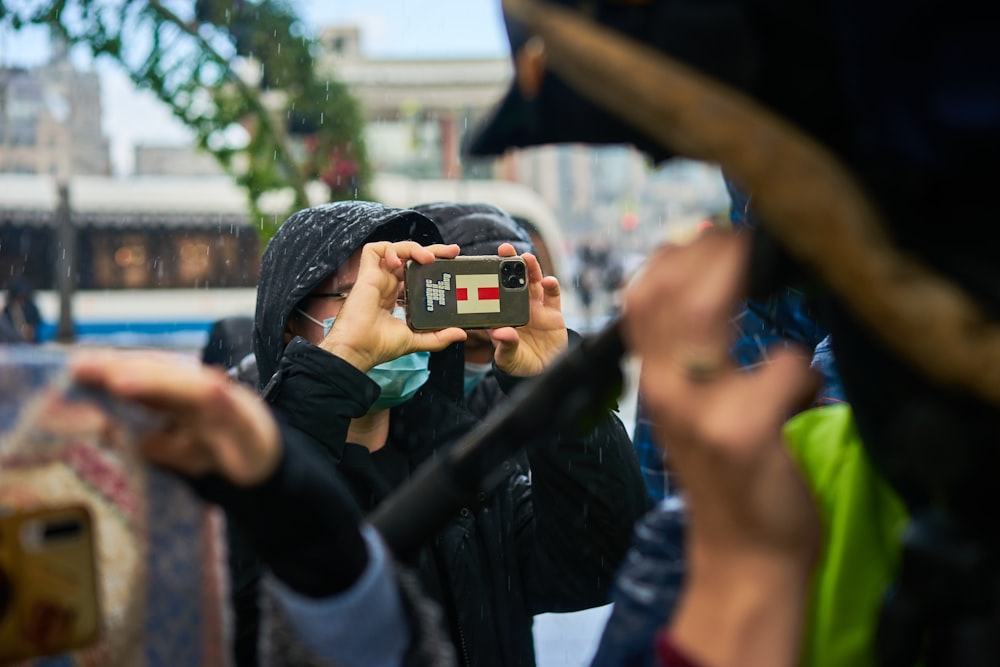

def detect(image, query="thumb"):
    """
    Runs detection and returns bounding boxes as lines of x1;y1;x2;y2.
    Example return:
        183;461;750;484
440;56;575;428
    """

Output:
490;327;520;365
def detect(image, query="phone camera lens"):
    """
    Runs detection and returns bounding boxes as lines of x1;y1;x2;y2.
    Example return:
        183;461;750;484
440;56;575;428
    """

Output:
501;261;526;288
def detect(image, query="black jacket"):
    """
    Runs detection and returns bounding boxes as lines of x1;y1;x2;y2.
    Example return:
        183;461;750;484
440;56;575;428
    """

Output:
265;335;648;667
242;201;647;666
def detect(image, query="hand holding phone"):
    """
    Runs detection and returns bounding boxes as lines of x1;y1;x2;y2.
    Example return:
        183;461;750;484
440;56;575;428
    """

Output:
405;256;530;331
0;504;100;662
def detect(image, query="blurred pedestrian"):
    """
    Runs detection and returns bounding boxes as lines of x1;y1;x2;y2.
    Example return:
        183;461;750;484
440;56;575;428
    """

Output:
3;278;43;343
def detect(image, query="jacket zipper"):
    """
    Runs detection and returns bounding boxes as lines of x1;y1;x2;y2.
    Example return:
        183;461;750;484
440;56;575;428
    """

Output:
457;624;471;667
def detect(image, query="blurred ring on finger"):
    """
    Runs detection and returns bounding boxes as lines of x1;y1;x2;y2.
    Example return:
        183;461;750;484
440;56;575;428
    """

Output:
680;353;728;384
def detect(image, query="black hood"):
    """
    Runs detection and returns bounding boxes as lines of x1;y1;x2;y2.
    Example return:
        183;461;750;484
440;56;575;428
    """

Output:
202;315;255;369
253;201;443;388
412;201;535;257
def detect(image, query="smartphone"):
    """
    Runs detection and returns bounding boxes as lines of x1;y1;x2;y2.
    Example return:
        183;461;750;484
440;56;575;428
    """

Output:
405;256;530;330
0;504;100;662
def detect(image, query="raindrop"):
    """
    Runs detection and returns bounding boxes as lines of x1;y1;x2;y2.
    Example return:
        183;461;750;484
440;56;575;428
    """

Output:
320;112;324;125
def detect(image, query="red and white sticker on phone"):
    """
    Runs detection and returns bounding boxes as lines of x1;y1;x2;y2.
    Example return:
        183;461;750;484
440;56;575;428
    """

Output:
424;272;501;314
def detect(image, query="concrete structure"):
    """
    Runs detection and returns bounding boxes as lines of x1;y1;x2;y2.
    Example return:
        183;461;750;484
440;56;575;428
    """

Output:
133;144;224;177
316;25;510;180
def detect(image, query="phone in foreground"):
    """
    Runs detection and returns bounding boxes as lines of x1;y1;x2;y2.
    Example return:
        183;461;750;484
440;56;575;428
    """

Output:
0;504;100;662
405;256;530;330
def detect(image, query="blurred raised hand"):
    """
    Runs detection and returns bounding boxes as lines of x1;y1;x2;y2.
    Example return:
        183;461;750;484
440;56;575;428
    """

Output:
72;353;280;487
622;230;821;667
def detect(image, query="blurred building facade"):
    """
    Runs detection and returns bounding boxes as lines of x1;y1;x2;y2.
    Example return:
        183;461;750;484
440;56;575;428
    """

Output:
133;145;224;178
0;36;110;177
315;25;729;249
316;25;509;181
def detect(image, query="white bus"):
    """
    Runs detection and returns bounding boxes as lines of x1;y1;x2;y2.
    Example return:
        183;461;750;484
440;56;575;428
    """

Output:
0;174;569;348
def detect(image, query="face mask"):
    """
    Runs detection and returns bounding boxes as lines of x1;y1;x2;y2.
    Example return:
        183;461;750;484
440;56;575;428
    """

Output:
296;306;430;410
463;361;493;395
296;308;337;338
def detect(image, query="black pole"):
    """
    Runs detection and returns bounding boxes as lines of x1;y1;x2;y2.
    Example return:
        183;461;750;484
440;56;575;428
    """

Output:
371;318;627;556
54;181;76;344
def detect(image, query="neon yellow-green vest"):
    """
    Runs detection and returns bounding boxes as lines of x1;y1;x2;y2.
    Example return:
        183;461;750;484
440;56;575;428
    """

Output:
783;404;909;667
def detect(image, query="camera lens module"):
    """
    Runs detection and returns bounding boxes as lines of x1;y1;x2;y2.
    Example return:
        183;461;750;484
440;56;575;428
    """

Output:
500;260;527;288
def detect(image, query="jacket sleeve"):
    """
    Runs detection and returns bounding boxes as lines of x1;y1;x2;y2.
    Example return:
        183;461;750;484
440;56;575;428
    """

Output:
259;546;458;667
265;336;381;464
495;333;650;613
220;337;382;663
260;526;411;667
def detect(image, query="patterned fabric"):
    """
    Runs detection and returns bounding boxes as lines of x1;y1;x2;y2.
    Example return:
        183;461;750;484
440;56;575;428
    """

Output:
632;397;670;503
0;348;230;667
633;302;845;503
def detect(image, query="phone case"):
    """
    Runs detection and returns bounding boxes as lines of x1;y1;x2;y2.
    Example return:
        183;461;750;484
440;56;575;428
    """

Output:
405;256;530;330
0;504;100;661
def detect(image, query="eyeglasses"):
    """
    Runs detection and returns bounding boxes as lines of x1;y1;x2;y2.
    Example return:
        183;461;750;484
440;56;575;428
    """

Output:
304;290;406;306
305;291;351;300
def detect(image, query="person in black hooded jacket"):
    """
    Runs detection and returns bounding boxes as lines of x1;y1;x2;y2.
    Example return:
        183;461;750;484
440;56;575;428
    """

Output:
236;200;647;667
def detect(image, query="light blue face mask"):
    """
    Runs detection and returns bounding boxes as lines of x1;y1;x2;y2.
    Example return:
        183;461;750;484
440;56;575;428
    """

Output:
463;361;493;396
297;305;430;411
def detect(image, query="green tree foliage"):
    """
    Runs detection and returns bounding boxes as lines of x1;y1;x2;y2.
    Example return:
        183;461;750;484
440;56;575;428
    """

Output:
6;0;371;243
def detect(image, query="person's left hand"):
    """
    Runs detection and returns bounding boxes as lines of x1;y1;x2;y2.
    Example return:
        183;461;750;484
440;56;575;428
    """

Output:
71;353;281;487
490;243;568;376
322;241;468;372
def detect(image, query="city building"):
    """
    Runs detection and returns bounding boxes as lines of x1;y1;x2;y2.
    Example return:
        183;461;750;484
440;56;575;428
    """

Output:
315;25;729;247
316;25;510;181
0;36;110;177
133;144;224;178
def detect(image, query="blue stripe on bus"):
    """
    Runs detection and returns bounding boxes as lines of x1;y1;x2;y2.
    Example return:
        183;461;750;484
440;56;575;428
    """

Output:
36;321;219;350
39;321;217;337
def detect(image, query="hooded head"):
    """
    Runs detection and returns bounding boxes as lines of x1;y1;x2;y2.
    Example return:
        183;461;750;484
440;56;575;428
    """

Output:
253;201;442;388
202;315;254;369
412;202;535;257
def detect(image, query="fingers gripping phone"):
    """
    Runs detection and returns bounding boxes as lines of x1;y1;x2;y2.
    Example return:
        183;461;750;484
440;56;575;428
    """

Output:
405;256;530;330
0;504;100;662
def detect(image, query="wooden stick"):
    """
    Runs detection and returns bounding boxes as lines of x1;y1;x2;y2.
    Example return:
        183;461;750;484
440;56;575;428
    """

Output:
503;0;1000;404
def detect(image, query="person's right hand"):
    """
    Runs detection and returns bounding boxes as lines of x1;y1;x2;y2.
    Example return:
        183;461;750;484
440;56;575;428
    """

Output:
320;241;468;372
622;230;821;667
490;243;568;376
624;230;821;568
71;352;280;487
